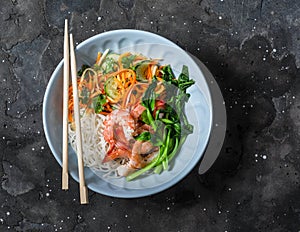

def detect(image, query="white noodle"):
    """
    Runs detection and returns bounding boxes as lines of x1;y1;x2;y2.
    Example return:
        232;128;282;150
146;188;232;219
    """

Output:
68;110;120;177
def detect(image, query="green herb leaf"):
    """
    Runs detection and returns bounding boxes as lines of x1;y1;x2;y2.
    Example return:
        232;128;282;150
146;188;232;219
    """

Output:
178;65;195;92
141;110;151;125
122;55;136;68
92;94;107;113
161;65;176;83
134;131;151;141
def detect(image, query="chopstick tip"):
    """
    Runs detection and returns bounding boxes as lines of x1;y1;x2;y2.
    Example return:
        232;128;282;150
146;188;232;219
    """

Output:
80;186;89;204
62;172;69;190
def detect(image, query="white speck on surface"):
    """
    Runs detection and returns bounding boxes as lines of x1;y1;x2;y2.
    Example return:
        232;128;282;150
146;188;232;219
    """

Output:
203;208;206;211
46;192;50;197
2;60;4;63
272;48;277;52
97;16;102;21
262;155;267;160
218;16;222;20
32;147;35;151
6;212;10;216
263;57;266;61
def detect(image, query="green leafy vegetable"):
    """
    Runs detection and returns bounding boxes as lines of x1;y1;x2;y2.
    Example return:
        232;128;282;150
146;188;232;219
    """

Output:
92;94;107;113
141;80;158;130
178;65;195;93
126;65;195;181
134;131;151;141
122;55;136;68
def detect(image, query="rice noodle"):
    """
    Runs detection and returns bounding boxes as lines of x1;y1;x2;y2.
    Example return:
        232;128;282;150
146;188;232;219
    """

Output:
68;109;120;177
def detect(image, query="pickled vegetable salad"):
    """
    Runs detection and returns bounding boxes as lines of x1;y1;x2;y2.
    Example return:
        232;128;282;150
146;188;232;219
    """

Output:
68;50;195;181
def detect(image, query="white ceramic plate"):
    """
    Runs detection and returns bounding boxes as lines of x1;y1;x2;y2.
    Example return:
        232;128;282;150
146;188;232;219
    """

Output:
43;29;213;198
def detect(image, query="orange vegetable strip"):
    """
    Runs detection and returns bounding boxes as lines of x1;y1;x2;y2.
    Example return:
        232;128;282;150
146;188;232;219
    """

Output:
96;52;101;65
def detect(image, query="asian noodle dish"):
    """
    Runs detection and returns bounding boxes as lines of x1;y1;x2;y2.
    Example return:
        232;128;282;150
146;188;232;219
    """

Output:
68;50;195;181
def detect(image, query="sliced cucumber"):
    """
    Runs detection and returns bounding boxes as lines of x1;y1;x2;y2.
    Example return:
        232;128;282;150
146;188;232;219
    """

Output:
136;62;150;81
105;76;119;100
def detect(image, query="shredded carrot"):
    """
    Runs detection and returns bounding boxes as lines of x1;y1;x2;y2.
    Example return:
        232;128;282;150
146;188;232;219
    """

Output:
96;52;101;65
67;51;162;122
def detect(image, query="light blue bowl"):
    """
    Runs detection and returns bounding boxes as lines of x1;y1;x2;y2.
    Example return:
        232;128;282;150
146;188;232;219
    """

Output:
43;29;213;198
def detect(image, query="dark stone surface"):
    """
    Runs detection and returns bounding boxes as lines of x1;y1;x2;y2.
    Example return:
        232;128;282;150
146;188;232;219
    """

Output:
1;0;300;231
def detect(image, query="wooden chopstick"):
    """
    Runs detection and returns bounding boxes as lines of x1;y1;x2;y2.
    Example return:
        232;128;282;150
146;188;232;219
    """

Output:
62;19;69;190
69;33;89;204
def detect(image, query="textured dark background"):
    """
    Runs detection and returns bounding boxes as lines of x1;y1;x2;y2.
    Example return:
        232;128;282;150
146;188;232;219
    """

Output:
1;0;300;231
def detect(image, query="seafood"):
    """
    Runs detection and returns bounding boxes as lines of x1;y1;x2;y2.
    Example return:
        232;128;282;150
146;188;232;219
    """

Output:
102;108;159;176
102;109;135;162
117;140;159;176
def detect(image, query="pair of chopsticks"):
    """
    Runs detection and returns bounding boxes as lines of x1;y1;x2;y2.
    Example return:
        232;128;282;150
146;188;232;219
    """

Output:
62;19;88;204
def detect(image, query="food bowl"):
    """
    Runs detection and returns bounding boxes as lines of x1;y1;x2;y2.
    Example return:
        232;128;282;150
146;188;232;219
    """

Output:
43;29;213;198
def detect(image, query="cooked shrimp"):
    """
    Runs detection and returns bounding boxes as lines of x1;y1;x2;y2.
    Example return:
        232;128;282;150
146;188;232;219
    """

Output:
103;109;135;162
116;140;159;176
